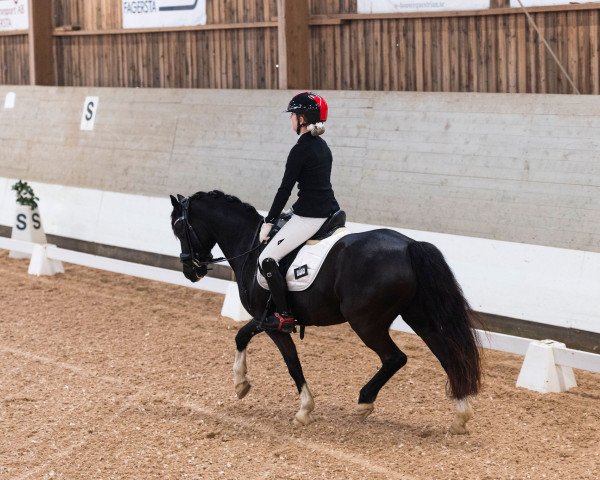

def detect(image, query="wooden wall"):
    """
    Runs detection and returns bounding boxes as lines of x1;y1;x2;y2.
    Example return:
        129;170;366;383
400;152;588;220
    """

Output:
1;1;599;94
53;29;280;89
310;0;357;15
0;34;29;85
52;0;280;88
310;8;600;94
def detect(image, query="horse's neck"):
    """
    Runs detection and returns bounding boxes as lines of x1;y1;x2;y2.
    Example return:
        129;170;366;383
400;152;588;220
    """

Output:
209;208;259;277
207;207;267;316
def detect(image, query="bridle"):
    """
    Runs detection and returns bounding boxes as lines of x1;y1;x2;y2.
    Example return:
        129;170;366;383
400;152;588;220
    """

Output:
173;197;263;272
173;197;214;272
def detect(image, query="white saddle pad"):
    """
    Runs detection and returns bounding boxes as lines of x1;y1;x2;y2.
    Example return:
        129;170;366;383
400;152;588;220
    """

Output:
257;228;350;292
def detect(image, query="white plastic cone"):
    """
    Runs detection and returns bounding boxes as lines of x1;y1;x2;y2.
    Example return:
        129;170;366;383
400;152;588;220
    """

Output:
9;205;48;259
221;282;252;322
516;340;577;393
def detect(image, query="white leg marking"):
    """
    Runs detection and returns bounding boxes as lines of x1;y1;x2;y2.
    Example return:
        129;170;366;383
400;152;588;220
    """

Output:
356;402;375;420
233;349;251;399
449;398;473;435
293;383;315;426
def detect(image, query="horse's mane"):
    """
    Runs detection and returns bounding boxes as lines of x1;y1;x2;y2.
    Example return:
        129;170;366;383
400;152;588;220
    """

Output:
190;190;262;220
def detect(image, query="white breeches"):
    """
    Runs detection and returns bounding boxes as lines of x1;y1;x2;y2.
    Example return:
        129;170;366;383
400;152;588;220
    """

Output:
259;214;328;264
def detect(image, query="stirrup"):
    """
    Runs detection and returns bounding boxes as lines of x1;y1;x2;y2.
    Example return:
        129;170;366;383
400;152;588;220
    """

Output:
261;312;296;334
275;313;296;333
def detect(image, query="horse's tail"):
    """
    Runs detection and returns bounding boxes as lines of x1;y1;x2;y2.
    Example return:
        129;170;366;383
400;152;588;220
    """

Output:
406;241;482;399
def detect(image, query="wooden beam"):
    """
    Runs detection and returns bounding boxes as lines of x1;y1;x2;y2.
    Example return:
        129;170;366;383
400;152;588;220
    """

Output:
0;30;29;37
277;0;310;90
28;0;55;85
310;3;600;21
53;22;279;36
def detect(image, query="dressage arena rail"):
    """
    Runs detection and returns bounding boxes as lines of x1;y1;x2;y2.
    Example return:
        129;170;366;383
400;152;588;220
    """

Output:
1;236;599;393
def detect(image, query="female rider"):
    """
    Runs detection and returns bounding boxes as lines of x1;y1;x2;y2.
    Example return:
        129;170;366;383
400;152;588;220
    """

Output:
259;92;340;333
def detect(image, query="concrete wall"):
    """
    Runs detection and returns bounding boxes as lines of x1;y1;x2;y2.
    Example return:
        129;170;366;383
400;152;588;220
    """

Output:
1;86;599;253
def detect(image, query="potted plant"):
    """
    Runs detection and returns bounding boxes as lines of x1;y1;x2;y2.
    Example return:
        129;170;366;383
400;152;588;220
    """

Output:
12;180;39;210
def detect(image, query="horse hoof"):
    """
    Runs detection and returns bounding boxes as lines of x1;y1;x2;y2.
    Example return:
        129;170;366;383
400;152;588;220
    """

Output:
293;411;314;426
449;398;472;434
449;420;468;435
235;381;251;399
356;402;374;420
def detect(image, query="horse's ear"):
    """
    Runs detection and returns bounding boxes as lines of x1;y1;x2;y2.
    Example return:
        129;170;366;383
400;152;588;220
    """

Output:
170;195;179;208
177;194;185;202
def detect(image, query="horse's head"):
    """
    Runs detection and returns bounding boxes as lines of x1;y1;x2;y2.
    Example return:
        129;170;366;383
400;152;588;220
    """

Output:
170;194;216;282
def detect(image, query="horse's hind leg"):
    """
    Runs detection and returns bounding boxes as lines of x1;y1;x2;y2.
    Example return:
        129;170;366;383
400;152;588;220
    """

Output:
233;320;263;399
265;330;314;426
401;306;474;434
348;319;408;419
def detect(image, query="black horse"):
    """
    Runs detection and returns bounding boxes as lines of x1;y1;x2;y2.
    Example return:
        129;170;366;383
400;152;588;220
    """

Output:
170;190;482;434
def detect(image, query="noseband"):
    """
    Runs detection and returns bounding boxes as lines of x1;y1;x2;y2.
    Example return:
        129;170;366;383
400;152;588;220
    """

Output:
174;197;214;269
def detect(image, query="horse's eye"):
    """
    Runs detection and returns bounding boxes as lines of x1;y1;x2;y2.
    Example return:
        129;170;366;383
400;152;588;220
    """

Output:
173;219;185;236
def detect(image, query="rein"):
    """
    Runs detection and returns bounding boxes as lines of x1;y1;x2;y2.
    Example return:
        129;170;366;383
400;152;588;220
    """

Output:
202;237;261;266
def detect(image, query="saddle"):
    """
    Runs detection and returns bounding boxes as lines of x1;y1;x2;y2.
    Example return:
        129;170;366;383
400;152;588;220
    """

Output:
257;210;349;336
269;209;346;242
259;209;347;275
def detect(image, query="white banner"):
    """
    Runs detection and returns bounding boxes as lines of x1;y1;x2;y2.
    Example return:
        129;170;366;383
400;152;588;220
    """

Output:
510;0;588;6
0;0;29;32
357;0;489;13
123;0;206;29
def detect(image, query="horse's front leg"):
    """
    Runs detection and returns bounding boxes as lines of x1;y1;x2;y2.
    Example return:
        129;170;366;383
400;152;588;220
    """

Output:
233;319;263;399
266;330;315;426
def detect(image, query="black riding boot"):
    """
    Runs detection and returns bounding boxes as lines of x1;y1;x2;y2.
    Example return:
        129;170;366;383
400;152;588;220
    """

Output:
261;257;296;334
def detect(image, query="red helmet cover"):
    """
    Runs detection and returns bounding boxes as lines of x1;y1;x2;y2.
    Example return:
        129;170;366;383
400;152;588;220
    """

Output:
286;92;328;123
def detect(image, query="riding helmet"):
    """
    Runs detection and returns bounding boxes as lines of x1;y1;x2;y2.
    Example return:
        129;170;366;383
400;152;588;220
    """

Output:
285;92;329;125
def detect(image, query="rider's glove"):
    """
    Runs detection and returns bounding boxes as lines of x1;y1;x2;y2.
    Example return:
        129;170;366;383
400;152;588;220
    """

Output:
260;222;273;243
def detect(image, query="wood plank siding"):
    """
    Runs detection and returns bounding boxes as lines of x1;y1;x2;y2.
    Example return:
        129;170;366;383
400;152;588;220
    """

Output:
1;1;599;93
52;29;280;89
51;0;279;88
309;8;600;93
0;34;29;85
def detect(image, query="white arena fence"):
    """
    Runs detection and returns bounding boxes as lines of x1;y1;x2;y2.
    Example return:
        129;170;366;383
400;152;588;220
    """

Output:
1;235;598;395
0;236;229;294
2;177;599;335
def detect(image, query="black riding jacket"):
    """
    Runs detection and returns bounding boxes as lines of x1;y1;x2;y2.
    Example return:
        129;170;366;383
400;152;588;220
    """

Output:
266;132;340;224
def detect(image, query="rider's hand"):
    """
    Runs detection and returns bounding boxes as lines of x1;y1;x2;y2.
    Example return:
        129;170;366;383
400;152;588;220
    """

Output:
260;222;273;243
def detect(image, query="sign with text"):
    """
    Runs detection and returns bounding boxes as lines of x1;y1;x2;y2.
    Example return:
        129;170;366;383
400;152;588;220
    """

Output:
0;0;29;32
122;0;207;29
80;97;100;131
357;0;489;13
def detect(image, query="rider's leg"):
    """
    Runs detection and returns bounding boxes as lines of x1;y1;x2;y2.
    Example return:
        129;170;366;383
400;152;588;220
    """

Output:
261;257;297;333
259;215;327;332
